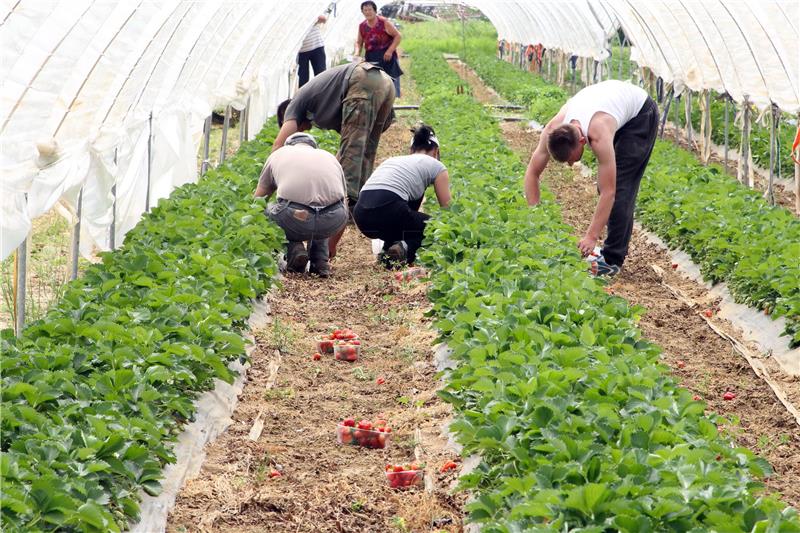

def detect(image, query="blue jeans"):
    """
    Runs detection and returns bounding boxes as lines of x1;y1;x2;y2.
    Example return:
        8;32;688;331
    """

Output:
267;199;347;262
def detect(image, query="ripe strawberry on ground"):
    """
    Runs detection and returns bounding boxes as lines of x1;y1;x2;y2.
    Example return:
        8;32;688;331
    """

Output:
676;360;686;369
723;391;736;401
440;461;458;473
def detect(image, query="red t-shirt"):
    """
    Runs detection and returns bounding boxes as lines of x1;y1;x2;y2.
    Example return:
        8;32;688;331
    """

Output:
359;16;393;52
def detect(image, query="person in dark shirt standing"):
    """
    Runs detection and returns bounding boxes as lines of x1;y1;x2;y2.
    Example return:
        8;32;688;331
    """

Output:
274;60;395;258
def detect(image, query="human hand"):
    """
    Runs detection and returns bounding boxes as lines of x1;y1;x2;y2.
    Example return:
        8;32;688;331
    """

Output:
383;50;393;62
577;234;597;257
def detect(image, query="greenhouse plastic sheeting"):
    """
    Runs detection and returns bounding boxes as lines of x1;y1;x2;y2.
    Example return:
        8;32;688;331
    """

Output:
0;0;367;260
456;0;797;112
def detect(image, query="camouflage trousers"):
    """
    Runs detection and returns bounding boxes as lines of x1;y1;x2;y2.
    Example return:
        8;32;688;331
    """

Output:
337;63;396;204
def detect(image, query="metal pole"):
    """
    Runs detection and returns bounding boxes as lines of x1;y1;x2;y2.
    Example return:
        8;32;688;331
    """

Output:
200;115;211;175
145;111;152;212
659;88;673;138
14;236;27;336
702;90;711;164
110;147;117;250
685;90;693;148
618;37;625;79
70;187;82;280
674;94;680;139
724;97;729;173
766;105;777;205
795;112;800;214
219;105;230;165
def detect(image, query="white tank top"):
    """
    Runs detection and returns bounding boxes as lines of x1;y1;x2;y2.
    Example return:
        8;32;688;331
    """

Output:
563;80;648;137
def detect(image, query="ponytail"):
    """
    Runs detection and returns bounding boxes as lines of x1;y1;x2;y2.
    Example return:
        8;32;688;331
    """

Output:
410;123;440;155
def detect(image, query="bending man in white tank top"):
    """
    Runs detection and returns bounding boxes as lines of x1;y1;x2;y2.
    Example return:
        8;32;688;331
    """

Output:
524;80;659;276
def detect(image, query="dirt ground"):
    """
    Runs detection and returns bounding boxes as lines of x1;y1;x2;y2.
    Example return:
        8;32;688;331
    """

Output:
168;109;466;531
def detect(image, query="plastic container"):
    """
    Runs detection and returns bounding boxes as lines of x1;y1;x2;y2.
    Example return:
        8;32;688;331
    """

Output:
316;337;335;354
386;469;424;489
334;343;360;362
394;267;427;283
336;424;390;449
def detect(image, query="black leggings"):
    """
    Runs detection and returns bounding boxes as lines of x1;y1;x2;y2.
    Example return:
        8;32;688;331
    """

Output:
298;46;326;87
353;190;429;263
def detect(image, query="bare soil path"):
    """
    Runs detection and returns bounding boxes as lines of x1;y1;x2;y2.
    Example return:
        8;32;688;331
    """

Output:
167;109;465;531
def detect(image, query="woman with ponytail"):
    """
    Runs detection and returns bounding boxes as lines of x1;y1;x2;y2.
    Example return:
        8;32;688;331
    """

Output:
353;123;451;266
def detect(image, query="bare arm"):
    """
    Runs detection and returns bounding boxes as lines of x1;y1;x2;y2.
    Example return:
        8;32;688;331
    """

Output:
433;170;451;207
254;161;278;198
272;120;299;152
524;107;566;205
354;29;363;56
578;122;617;256
384;19;402;59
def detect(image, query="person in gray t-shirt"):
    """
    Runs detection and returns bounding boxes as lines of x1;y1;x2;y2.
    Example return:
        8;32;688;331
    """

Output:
353;123;451;266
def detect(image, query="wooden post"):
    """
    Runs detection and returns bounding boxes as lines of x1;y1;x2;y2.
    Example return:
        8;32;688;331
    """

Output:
766;105;777;205
724;97;729;173
685;89;693;148
200;115;211;175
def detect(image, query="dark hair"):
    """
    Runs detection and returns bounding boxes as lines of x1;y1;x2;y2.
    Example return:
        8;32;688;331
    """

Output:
547;124;580;162
277;99;291;127
410;123;439;154
360;1;377;12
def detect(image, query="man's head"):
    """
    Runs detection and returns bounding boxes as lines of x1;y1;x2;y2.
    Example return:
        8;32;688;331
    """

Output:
547;123;586;165
284;132;318;149
277;99;311;131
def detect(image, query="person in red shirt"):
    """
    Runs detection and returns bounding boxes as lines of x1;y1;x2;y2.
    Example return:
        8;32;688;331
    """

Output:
354;1;403;97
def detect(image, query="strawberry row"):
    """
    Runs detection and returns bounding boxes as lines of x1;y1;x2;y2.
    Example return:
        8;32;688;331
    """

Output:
0;125;288;531
403;25;799;532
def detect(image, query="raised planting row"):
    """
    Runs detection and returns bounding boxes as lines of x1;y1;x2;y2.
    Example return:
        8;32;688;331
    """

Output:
448;29;800;346
0;123;296;532
402;25;800;532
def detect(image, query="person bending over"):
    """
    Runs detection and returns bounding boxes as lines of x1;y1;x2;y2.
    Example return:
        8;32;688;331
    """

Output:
274;60;395;260
524;79;658;276
255;133;347;278
353;124;450;267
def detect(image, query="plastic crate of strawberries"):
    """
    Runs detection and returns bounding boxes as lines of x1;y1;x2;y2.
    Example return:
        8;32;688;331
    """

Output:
316;328;360;356
385;463;425;489
336;418;391;449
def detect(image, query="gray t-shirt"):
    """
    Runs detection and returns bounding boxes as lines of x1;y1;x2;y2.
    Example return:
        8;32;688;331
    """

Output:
285;63;359;132
258;145;346;207
361;154;446;201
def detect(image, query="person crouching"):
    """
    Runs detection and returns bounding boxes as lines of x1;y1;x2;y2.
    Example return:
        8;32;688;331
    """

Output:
353;123;451;267
254;132;347;277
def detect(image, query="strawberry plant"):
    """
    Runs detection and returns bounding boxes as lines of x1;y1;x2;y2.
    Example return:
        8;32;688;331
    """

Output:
0;120;304;531
429;23;800;346
403;24;800;531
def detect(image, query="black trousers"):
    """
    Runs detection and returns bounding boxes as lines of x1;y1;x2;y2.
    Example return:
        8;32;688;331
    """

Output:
353;191;429;263
601;97;659;266
298;46;326;87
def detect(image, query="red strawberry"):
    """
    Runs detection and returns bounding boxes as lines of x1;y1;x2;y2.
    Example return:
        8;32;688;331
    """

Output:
342;418;356;427
723;391;736;401
376;377;385;385
440;461;458;473
704;309;713;318
312;352;321;361
357;420;372;430
269;470;281;478
672;263;678;269
676;360;686;369
692;395;702;401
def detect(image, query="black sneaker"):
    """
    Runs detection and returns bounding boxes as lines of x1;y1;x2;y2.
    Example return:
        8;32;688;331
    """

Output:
385;241;408;264
589;256;621;277
286;242;309;273
310;261;332;278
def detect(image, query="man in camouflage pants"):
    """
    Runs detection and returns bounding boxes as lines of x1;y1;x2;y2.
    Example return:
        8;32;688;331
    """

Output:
274;61;395;257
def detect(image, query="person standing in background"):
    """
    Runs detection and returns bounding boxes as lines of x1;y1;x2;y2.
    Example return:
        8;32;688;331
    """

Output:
355;1;403;97
298;15;327;88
